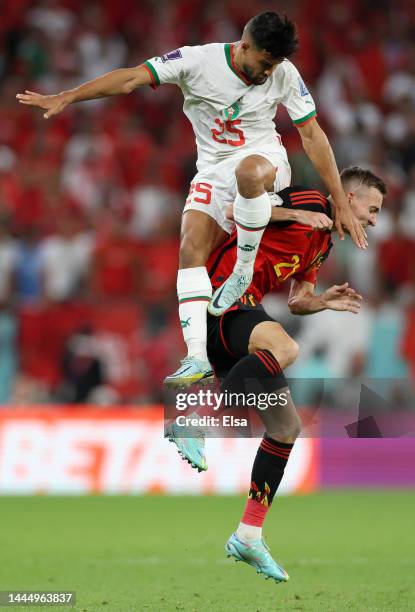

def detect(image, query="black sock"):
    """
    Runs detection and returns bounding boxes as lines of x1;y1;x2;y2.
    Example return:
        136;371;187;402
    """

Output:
219;350;288;437
221;349;287;395
249;437;294;505
241;437;294;526
221;350;295;505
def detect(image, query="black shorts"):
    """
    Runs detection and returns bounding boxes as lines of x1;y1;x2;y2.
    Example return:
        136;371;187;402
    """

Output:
207;301;274;379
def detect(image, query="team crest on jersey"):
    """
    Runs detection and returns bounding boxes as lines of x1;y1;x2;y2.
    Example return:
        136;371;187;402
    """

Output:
313;250;330;270
222;102;240;120
161;49;182;62
298;76;310;97
311;251;325;270
307;243;333;272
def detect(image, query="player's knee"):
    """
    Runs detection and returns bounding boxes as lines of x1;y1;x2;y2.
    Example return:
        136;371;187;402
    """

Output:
290;412;302;439
268;412;302;442
179;231;209;268
235;158;264;191
250;323;299;369
282;338;299;367
267;334;299;369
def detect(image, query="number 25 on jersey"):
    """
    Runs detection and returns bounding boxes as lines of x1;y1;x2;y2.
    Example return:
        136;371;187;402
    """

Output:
211;119;245;147
186;182;212;206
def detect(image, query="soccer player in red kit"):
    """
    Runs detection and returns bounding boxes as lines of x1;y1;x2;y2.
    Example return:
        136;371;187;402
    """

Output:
167;166;386;582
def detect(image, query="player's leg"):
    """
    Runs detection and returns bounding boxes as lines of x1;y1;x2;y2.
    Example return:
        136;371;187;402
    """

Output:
164;208;228;387
219;311;300;581
221;317;301;530
209;155;276;315
235;154;291;275
177;209;227;358
165;165;236;387
234;154;275;274
247;320;299;371
165;313;239;471
237;322;301;538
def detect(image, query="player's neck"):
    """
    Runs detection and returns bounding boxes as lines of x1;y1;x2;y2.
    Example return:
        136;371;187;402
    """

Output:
231;43;254;86
232;42;243;72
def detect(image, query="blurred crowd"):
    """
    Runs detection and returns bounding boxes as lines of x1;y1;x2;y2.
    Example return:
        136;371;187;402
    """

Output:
0;0;414;405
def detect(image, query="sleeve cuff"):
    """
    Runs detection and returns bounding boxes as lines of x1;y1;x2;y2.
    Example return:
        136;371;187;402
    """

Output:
143;60;160;87
293;109;317;127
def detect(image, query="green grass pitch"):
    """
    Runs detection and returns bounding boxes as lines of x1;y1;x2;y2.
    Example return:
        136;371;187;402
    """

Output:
1;491;414;611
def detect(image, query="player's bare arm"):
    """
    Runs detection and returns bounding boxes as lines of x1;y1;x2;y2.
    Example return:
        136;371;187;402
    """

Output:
296;118;368;250
270;207;333;229
288;279;363;315
16;65;152;119
226;203;333;230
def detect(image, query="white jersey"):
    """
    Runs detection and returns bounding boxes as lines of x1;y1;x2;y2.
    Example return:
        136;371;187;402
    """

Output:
144;43;316;171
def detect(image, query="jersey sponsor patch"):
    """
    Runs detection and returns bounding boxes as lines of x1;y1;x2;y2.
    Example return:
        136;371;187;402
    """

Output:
298;76;310;97
161;49;182;62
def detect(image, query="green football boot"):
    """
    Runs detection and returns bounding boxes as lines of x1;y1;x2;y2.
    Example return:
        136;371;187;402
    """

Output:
164;356;214;389
226;532;289;583
208;272;252;316
165;420;207;472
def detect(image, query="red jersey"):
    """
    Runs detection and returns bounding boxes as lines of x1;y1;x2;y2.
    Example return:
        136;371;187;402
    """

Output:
207;187;333;303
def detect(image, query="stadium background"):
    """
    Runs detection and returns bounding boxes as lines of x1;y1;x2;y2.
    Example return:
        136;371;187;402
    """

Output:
0;0;414;492
0;2;414;610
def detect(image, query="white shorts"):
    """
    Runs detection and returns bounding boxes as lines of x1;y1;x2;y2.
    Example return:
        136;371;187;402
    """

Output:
183;148;291;234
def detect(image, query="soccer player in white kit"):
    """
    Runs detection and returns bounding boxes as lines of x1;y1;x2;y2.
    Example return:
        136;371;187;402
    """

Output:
17;12;367;387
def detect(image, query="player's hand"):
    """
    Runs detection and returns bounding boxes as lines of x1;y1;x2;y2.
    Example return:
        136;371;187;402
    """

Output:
333;193;368;249
322;282;363;314
293;210;333;230
16;90;72;119
226;204;234;220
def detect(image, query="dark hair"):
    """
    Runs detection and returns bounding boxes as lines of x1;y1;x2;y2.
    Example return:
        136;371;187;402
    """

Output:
245;12;298;59
340;166;387;195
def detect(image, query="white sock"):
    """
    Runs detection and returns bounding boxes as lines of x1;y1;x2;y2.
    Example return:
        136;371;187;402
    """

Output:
236;522;262;542
177;267;212;362
233;192;271;277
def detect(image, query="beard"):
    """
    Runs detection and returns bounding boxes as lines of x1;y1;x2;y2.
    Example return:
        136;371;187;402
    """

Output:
242;64;267;85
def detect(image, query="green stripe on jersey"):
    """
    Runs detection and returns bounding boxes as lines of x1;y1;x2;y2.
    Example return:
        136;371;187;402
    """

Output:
293;109;317;125
144;60;160;86
224;43;249;85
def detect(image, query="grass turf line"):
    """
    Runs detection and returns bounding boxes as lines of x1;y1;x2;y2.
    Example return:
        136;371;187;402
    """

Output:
0;491;414;611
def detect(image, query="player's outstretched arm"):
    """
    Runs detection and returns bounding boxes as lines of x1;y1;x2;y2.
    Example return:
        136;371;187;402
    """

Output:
226;203;333;230
16;65;152;119
288;280;362;315
296;119;368;250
